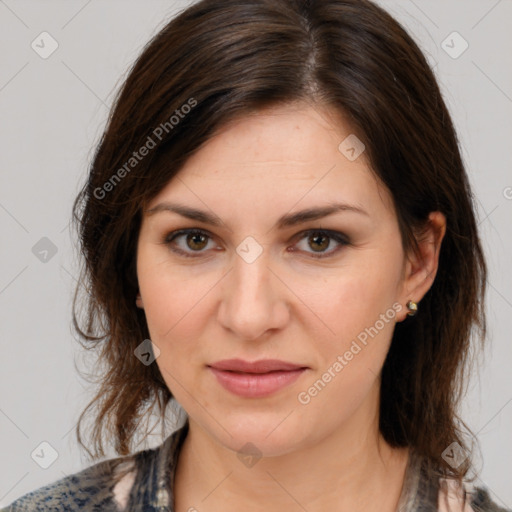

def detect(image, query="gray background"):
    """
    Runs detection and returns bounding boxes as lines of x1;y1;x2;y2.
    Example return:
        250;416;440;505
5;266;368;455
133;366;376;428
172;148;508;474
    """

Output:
0;0;511;508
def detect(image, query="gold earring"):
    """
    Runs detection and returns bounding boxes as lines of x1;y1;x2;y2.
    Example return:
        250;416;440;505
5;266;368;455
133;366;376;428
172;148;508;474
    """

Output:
406;300;418;316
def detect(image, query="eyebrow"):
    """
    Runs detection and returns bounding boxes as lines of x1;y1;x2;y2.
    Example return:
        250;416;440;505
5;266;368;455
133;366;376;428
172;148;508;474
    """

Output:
145;201;369;230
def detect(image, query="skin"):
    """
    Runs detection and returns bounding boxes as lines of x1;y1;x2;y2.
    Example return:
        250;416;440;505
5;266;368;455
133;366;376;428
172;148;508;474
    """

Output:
136;101;446;512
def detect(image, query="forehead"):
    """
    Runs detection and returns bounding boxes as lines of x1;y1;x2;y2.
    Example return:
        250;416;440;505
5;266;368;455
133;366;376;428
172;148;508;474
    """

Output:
184;102;359;173
146;103;395;219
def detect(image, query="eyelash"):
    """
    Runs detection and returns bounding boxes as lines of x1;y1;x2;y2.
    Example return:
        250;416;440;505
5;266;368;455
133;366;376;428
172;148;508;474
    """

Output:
162;228;350;259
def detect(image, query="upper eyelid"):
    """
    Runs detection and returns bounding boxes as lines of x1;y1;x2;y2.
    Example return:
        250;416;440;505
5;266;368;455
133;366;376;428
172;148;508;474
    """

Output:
165;227;347;241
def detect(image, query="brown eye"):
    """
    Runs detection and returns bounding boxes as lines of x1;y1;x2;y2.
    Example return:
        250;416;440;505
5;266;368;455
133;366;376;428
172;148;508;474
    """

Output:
293;229;349;258
164;229;215;258
164;228;348;260
307;232;330;252
186;232;209;251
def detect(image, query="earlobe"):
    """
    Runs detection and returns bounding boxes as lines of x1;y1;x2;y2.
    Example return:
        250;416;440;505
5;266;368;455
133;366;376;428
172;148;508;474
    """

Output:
136;293;144;309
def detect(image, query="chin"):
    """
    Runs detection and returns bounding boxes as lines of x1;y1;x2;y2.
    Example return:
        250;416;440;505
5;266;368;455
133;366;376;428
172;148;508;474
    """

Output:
204;409;309;458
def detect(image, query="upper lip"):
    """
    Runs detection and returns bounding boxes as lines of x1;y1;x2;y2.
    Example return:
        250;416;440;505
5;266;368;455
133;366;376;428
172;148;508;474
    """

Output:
209;359;307;373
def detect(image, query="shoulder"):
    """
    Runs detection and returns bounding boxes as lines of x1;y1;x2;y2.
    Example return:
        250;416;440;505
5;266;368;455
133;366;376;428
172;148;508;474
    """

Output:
439;477;511;512
0;423;189;512
469;487;512;512
0;454;137;511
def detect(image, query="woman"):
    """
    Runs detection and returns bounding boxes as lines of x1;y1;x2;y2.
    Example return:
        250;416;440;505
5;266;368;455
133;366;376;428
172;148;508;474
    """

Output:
3;0;509;511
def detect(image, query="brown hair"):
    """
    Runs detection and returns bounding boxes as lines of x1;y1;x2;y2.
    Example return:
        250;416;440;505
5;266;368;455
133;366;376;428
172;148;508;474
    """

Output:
72;0;487;484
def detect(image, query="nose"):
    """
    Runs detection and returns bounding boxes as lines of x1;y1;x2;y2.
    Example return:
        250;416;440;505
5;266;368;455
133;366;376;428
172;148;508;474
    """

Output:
217;251;290;341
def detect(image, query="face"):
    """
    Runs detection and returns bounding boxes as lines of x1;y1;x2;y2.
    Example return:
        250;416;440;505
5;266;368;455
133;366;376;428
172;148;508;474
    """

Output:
136;102;419;457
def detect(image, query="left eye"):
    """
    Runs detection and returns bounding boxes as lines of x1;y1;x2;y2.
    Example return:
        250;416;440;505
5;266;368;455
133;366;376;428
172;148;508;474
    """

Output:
163;229;349;259
291;230;349;258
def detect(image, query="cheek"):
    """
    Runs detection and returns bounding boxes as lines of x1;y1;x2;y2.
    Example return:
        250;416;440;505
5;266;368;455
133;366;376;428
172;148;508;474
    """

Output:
306;263;400;338
299;258;402;387
294;273;400;422
138;265;210;396
137;251;215;341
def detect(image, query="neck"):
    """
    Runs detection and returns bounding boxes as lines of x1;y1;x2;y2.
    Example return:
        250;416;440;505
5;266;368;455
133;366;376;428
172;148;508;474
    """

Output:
174;386;410;512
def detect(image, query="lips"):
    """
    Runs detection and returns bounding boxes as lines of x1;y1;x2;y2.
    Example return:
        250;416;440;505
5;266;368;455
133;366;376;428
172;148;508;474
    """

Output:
209;358;306;373
208;359;308;398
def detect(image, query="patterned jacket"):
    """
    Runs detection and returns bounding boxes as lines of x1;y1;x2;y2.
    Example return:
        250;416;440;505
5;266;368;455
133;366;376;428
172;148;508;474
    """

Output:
2;420;510;511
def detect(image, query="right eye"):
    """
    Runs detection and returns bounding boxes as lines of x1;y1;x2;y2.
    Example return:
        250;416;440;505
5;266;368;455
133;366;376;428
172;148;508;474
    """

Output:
163;229;218;258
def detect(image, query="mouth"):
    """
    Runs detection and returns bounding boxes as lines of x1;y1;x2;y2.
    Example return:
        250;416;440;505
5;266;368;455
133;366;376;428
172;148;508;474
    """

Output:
208;359;308;398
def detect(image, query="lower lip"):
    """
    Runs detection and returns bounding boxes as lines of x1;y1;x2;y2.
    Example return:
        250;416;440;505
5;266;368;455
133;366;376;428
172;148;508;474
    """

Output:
209;367;306;398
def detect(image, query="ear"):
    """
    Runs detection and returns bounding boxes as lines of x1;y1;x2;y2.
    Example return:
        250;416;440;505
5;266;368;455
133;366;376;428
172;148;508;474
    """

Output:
136;292;144;309
396;211;446;322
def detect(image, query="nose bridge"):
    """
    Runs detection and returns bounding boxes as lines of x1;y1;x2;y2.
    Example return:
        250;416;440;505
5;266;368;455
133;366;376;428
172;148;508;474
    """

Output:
218;248;288;340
